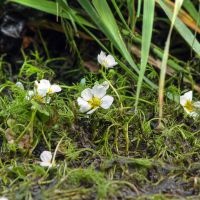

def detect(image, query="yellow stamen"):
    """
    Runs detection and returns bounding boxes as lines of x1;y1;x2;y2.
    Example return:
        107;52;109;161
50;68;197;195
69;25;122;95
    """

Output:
48;88;53;94
88;97;101;108
184;100;193;112
102;60;108;67
34;95;45;103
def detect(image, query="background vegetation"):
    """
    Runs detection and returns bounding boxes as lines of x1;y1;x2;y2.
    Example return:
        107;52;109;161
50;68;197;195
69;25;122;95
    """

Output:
0;0;200;199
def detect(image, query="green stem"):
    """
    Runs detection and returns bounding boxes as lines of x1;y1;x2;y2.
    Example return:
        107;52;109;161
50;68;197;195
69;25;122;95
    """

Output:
100;70;123;111
16;109;37;143
114;127;119;154
61;85;77;89
123;122;129;156
41;126;51;150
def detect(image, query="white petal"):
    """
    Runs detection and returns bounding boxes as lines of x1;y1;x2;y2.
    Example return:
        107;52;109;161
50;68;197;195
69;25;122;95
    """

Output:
97;51;106;65
193;101;200;108
101;81;109;90
16;82;24;90
40;162;52;167
0;197;8;200
34;80;39;88
77;97;88;107
106;55;117;68
25;90;34;100
40;79;51;87
94;81;109;90
183;91;193;101
36;79;52;97
40;151;52;163
180;91;192;106
28;90;34;96
180;97;187;107
180;95;187;106
189;111;199;119
37;87;48;97
49;84;62;93
101;95;114;109
87;108;98;114
81;88;93;101
92;85;107;98
77;97;91;113
36;86;49;97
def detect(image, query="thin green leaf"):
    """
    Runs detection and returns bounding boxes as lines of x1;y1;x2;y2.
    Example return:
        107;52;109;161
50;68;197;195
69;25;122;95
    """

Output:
111;0;131;31
157;0;200;55
9;0;95;28
137;0;142;18
135;0;155;110
183;0;199;21
126;0;135;29
158;0;184;124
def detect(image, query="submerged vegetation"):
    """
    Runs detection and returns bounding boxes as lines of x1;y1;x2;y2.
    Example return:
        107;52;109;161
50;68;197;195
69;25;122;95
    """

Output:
0;0;200;199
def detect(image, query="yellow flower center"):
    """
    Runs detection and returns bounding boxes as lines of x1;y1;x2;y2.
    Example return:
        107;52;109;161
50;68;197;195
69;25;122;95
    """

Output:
88;97;101;108
184;100;193;112
48;88;53;94
102;60;108;67
34;95;45;103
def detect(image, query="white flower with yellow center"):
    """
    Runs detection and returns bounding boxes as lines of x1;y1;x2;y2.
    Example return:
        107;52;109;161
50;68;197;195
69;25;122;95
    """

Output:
180;91;200;118
40;151;53;167
97;51;118;68
26;79;61;103
77;83;114;114
34;79;61;96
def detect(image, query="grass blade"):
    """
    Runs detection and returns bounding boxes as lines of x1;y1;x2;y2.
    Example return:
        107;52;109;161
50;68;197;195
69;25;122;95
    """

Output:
157;0;200;55
126;0;135;29
135;0;155;110
136;0;142;18
158;0;184;125
183;0;199;21
9;0;95;28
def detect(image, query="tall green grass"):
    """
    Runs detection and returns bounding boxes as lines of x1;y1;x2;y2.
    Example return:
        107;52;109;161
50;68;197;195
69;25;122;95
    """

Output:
157;0;184;125
134;0;155;110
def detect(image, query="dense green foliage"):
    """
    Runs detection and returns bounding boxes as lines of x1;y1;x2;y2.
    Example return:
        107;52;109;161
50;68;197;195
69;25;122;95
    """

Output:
0;0;200;199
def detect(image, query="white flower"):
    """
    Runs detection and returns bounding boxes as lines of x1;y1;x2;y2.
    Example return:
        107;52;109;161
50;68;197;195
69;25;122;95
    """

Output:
97;51;117;68
0;197;8;200
15;81;24;90
25;79;61;103
180;91;200;118
40;151;53;167
25;90;51;103
77;83;114;114
35;79;61;97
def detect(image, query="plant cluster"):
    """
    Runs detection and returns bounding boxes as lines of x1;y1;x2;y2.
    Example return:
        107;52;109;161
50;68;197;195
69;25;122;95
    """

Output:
1;0;200;199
